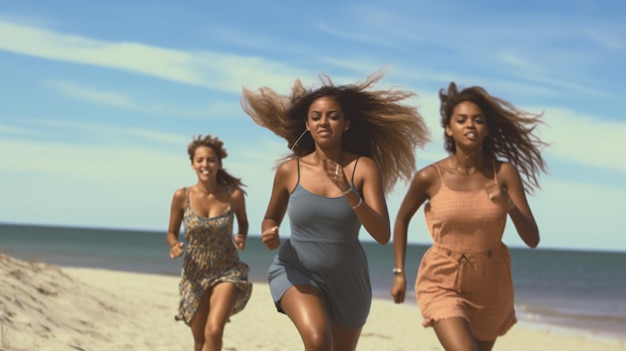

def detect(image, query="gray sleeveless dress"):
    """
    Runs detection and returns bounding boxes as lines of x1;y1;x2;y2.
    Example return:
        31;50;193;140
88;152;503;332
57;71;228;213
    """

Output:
267;158;371;329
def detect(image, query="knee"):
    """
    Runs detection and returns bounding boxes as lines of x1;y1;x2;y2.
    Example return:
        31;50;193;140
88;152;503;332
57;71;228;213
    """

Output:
204;322;226;340
302;329;332;351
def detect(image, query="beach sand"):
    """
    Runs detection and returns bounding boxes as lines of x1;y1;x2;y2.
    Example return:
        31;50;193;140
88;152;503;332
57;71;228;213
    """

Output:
1;253;624;351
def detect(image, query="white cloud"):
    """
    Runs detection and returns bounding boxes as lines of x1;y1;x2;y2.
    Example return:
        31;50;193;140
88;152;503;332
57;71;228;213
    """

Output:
535;107;626;174
0;20;308;94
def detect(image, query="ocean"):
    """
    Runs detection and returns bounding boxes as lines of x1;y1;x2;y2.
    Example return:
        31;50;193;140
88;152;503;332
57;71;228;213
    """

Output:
1;222;625;340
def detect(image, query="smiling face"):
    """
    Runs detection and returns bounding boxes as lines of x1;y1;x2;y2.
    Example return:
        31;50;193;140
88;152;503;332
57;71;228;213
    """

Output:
305;96;349;147
191;145;221;180
445;100;489;151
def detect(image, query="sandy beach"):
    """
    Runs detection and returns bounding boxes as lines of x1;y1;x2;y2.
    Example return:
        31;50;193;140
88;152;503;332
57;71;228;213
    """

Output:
1;253;624;351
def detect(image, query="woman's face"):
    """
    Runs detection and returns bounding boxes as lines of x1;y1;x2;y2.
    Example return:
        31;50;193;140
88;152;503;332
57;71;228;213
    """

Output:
445;100;489;150
305;96;349;146
191;145;221;180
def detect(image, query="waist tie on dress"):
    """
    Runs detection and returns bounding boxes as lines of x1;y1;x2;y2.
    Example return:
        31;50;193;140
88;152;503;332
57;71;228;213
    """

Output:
431;244;501;262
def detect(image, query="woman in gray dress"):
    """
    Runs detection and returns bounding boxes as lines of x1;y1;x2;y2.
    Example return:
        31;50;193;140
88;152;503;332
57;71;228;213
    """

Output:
241;70;430;350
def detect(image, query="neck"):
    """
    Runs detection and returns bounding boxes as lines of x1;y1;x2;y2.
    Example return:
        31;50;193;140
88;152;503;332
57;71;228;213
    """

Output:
453;149;483;175
313;148;342;163
196;181;217;194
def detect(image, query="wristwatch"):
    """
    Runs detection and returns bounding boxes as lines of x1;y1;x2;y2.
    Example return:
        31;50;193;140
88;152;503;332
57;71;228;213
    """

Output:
392;267;404;275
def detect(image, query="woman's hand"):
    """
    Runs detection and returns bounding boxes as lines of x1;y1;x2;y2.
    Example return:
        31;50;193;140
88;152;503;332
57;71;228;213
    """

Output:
323;159;350;193
484;181;514;211
169;242;184;259
234;234;247;250
391;274;407;303
262;226;280;250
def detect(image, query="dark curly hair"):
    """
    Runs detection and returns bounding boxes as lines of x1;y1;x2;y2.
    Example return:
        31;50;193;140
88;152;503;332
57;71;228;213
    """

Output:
439;82;548;192
241;70;430;194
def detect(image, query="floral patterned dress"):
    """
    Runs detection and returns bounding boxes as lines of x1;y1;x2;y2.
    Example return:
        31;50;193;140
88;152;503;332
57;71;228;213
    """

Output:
175;187;252;324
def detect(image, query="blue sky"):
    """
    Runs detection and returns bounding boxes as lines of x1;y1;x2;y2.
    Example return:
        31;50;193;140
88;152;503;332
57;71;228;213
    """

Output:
1;1;624;252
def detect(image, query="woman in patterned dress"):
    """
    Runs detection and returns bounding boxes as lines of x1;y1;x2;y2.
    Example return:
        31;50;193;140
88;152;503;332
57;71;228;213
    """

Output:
241;70;429;351
166;134;252;351
390;83;548;350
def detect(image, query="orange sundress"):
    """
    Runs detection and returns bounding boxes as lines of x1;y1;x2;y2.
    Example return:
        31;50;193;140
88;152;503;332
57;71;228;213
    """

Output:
415;164;516;340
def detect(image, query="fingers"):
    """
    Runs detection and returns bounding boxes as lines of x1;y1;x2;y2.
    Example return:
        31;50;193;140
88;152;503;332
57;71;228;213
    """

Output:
234;235;247;250
391;278;406;304
262;226;280;250
169;242;183;259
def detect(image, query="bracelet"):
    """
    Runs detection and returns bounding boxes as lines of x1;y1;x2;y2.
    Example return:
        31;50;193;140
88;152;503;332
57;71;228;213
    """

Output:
392;267;404;274
351;197;363;209
341;187;353;196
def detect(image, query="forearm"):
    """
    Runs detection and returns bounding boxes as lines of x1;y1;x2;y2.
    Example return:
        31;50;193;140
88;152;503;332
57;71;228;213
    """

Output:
166;232;179;247
508;206;540;248
392;222;409;271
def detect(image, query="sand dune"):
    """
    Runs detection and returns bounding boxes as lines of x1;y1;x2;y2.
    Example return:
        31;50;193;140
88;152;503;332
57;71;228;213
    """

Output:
1;253;624;351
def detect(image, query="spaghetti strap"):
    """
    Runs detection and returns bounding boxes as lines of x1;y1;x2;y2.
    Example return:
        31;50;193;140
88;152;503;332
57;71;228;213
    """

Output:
493;159;499;185
351;157;361;183
297;158;301;184
433;163;444;181
184;187;190;206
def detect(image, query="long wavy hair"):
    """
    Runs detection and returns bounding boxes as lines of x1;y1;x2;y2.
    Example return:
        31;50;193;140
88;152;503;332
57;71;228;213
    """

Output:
439;82;548;192
187;134;246;194
241;70;430;194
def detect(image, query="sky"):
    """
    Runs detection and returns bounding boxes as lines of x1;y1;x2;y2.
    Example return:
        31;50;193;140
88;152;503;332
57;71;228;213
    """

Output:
0;1;624;252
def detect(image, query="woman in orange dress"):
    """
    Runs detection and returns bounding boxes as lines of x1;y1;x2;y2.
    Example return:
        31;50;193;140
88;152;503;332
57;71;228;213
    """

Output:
390;83;548;350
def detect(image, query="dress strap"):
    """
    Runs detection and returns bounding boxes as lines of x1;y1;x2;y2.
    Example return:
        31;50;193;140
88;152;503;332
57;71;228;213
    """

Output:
184;187;190;207
350;157;361;183
296;158;301;185
433;163;444;181
493;159;499;185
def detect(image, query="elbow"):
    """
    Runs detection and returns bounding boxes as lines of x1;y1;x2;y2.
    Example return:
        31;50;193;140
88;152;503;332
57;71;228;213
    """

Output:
375;226;391;245
525;232;540;249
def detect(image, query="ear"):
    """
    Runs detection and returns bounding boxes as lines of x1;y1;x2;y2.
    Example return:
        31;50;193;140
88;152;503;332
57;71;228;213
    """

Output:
445;124;453;136
305;121;310;131
344;120;351;131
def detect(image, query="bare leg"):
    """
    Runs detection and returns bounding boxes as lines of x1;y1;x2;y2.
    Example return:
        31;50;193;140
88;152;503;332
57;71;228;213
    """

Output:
432;317;478;351
190;290;211;351
188;282;240;351
279;284;332;351
331;321;362;351
476;339;496;351
202;282;240;351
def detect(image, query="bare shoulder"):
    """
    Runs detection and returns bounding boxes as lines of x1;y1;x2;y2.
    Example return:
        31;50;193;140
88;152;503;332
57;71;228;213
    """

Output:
354;156;377;171
413;163;441;185
171;187;187;207
496;161;521;181
230;187;246;200
276;158;298;177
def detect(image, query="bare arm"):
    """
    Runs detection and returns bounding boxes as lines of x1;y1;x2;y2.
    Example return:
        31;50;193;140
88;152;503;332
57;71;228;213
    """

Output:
261;162;293;250
391;166;434;303
500;162;540;248
232;188;249;250
347;157;391;244
166;188;186;259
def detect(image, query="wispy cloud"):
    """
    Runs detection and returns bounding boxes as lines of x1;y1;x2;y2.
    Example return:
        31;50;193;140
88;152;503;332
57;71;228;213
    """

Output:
0;20;308;94
0;124;34;136
536;107;626;174
43;80;241;119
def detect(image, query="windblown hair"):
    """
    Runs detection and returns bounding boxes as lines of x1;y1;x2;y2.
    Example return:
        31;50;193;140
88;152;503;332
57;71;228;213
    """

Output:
439;82;548;192
187;134;246;194
241;70;430;194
